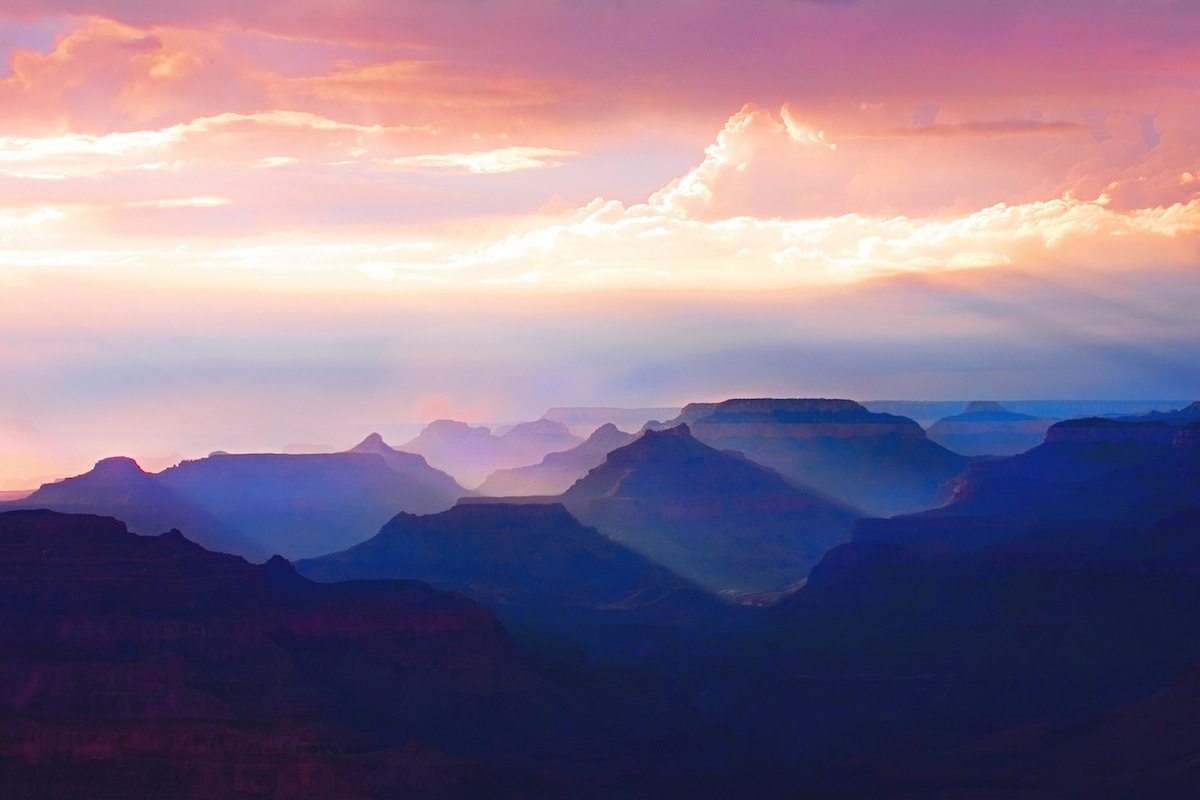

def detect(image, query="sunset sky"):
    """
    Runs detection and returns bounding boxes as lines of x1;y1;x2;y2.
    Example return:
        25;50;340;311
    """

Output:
2;0;1199;486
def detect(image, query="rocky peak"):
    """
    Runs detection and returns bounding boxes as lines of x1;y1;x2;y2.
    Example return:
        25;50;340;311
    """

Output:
646;423;692;438
423;419;491;437
351;432;389;451
90;456;147;477
964;401;1007;413
503;418;573;438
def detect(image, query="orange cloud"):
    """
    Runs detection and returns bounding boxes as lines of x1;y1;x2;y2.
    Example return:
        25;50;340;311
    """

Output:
0;17;263;134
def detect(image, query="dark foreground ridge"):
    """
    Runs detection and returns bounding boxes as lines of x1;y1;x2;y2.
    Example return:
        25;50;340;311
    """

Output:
0;509;794;799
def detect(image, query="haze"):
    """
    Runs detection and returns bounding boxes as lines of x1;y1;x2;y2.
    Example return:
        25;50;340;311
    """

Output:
2;1;1198;486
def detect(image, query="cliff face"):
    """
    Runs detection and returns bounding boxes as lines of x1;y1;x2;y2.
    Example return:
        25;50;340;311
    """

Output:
0;509;596;799
560;424;863;595
666;398;968;516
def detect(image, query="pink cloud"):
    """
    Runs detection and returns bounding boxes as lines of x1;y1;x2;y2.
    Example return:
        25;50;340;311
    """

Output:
5;2;1198;136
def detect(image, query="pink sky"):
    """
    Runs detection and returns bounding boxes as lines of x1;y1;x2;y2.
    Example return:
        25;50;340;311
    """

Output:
1;1;1199;486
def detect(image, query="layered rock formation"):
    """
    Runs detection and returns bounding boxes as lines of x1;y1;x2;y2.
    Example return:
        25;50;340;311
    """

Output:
925;400;1054;456
664;398;969;516
475;423;636;496
560;424;863;595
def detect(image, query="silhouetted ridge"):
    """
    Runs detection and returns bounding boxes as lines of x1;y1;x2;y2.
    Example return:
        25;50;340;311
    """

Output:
0;508;654;798
90;455;148;476
354;431;388;448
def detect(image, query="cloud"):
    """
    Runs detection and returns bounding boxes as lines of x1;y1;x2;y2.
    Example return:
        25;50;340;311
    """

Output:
375;146;577;175
649;103;840;219
861;120;1093;138
124;196;231;209
2;102;1198;291
438;194;1200;289
0;109;432;180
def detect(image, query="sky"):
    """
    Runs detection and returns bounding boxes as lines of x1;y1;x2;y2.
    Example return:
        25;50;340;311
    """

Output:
1;0;1199;486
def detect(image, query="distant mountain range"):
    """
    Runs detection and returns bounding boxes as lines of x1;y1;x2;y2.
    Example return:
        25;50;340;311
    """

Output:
0;434;468;559
6;397;1200;798
540;406;681;436
475;422;636;496
863;399;1190;426
924;400;1054;456
401;418;582;487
